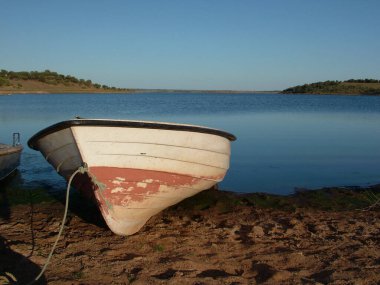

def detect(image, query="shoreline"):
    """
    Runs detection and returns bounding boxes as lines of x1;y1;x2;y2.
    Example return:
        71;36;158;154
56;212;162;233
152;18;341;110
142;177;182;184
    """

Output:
2;89;380;96
1;183;379;284
2;181;380;211
0;89;278;95
2;71;379;96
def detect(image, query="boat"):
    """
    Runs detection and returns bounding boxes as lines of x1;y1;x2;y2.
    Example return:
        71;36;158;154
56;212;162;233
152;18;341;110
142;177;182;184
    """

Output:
28;119;236;235
0;133;22;181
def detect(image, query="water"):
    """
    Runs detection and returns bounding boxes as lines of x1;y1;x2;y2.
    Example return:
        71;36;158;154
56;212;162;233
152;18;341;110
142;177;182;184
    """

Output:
1;93;380;194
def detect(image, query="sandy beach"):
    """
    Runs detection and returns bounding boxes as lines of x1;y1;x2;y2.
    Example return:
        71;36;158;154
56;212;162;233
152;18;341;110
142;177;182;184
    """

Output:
0;186;379;285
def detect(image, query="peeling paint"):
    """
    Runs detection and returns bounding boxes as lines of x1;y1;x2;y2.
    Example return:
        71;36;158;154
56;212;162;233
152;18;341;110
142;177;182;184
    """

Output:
111;187;124;193
112;176;126;185
136;182;147;188
89;167;223;207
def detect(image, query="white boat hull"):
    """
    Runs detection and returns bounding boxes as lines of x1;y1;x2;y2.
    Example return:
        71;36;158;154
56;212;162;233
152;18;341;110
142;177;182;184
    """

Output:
28;119;235;235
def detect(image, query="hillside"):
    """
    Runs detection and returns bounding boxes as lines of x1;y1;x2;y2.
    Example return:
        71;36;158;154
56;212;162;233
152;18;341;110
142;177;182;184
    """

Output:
3;70;380;96
0;69;262;94
282;79;380;95
0;69;132;94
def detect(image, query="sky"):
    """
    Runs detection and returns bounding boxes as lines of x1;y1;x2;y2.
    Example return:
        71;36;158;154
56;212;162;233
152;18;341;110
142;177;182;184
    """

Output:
1;0;380;91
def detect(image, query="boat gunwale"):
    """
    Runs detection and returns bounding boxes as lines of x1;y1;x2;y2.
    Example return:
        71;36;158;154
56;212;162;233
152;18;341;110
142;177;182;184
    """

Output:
28;119;236;149
0;145;22;181
0;145;23;156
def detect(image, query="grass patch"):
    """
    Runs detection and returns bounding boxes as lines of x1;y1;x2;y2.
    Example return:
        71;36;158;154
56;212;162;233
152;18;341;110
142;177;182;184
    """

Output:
175;190;219;211
172;185;380;213
72;270;84;280
127;273;137;284
293;187;380;211
0;185;55;206
241;193;297;211
174;189;244;213
153;244;165;252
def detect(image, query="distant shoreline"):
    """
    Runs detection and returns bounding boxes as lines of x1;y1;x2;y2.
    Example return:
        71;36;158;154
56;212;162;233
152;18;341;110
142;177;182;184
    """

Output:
2;90;380;96
1;70;379;96
0;89;280;95
282;80;380;96
1;71;281;95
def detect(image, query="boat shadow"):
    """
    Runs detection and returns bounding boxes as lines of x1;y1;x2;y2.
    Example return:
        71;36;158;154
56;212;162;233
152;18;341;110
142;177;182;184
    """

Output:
0;184;11;221
0;170;21;221
2;170;107;237
0;235;47;285
0;173;47;284
52;189;108;230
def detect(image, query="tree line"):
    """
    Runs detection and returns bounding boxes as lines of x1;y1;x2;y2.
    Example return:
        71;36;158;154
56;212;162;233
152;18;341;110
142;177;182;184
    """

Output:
0;69;123;90
345;79;380;83
282;79;380;95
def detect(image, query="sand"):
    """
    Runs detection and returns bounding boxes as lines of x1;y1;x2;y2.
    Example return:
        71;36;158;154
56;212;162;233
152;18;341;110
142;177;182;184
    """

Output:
0;190;379;285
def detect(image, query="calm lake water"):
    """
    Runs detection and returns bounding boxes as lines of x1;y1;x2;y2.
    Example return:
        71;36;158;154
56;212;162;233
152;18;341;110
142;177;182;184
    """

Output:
1;93;380;194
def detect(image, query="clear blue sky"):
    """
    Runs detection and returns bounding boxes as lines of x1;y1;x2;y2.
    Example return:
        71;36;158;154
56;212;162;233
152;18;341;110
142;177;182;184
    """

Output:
1;0;380;90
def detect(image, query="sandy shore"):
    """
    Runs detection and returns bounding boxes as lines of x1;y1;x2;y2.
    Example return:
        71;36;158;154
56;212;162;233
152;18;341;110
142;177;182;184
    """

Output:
0;188;379;285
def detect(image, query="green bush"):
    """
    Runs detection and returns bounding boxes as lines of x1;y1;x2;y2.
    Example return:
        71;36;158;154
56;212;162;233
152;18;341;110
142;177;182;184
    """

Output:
0;77;10;86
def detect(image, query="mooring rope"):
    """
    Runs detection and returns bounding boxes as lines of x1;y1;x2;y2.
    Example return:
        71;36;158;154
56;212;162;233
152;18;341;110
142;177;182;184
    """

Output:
361;189;380;211
26;165;88;285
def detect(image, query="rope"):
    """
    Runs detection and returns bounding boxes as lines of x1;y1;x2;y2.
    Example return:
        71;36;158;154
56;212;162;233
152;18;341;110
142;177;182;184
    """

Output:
27;165;88;285
361;189;380;211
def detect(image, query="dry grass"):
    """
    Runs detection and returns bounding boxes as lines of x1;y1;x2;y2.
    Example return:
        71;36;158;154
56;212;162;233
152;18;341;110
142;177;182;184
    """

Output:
0;79;130;94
